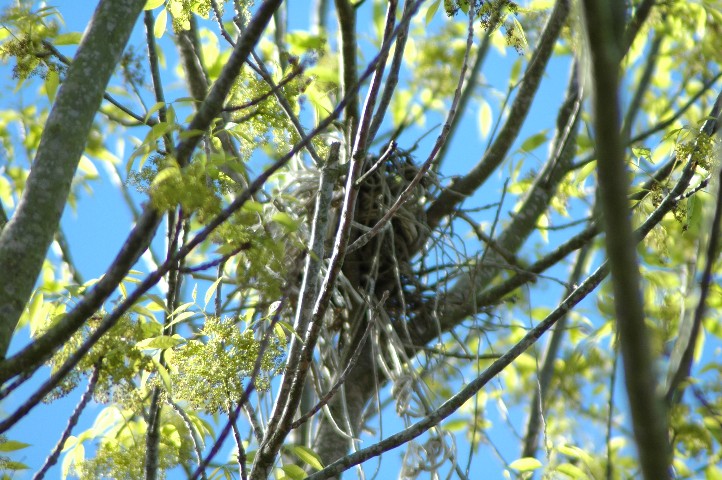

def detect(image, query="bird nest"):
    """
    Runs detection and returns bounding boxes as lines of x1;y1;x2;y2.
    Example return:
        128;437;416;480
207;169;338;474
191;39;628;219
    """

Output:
279;145;433;340
342;148;431;321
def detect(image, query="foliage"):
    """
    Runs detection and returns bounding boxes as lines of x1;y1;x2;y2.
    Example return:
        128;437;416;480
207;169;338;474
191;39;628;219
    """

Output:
0;0;721;479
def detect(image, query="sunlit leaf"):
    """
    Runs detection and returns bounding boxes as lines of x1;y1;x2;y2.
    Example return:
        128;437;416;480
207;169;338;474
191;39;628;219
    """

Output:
509;457;542;472
154;8;167;38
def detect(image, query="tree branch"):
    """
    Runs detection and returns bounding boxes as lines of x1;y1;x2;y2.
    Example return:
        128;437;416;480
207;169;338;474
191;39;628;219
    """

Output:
0;0;147;358
425;0;570;230
581;2;670;478
306;261;611;480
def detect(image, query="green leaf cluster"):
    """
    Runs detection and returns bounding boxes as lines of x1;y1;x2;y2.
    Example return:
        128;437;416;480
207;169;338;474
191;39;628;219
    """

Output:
167;316;286;413
0;5;66;81
146;156;224;221
226;66;309;155
43;314;159;404
69;410;193;480
166;0;212;31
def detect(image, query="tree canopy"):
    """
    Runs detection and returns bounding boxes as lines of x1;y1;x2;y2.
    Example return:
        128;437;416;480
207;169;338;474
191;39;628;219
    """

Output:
0;0;721;479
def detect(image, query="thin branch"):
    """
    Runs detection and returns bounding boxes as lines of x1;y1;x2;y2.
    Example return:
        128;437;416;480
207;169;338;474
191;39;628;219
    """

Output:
144;10;173;153
179;242;251;274
212;0;236;46
433;5;500;169
425;0;570;230
230;403;249;480
622;0;656;57
348;0;479;255
40;40;155;126
521;244;590;458
290;296;380;430
605;345;619;480
334;0;359;137
621;34;662;142
369;3;414;142
665;110;722;403
32;362;102;480
582;1;670;478
53;228;84;286
168;399;208;480
306;261;610;480
222;66;305;112
246;52;324;165
268;143;340;438
628;72;722;145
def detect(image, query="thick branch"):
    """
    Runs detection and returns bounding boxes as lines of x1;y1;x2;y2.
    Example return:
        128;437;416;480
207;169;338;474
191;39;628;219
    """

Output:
425;0;570;230
0;0;146;358
306;262;610;480
334;0;359;137
582;1;670;478
431;58;582;332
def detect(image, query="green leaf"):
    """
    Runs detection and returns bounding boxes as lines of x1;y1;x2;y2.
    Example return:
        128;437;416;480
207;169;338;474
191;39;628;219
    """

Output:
145;101;167;123
631;146;651;161
243;201;265;213
574;160;596;187
0;440;31;452
154;8;167;38
478;100;492;139
45;69;59;102
166;311;196;329
520;131;548;152
145;0;166;9
281;465;306;480
205;278;223;307
286;31;326;55
426;0;441;24
54;32;83;45
555;462;587;479
287;445;323;471
178;129;205;139
267;300;281;316
152;357;173;393
136;335;184;350
272;212;298;232
444;418;468;431
509;457;542;472
25;290;44;336
171;301;194;316
537;213;549;242
2;461;29;470
62;442;85;479
144;294;168;312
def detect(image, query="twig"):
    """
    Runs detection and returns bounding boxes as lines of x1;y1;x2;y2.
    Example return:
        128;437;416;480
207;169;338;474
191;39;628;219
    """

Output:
40;40;154;126
32;362;101;480
425;0;571;230
306;261;611;480
168;399;208;480
290;293;383;430
348;0;479;255
222;66;304;112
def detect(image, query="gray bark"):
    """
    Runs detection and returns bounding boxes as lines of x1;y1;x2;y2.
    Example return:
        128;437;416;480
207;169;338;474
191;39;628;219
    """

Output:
0;0;146;358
